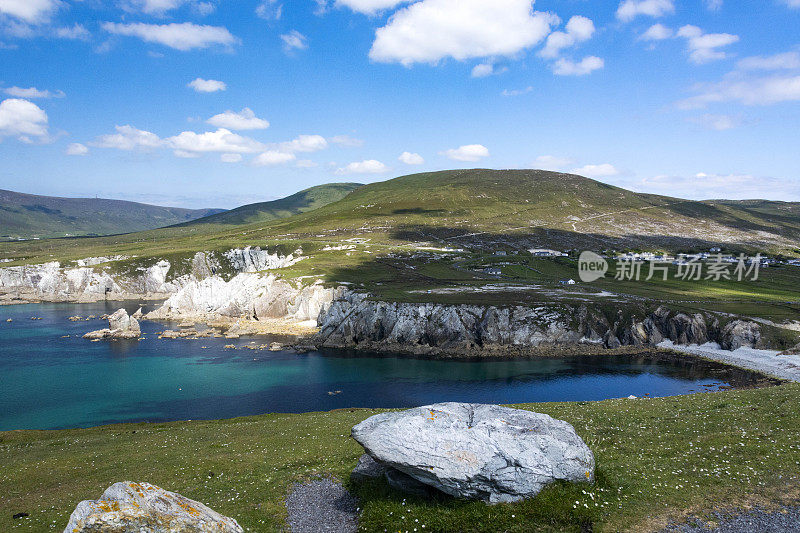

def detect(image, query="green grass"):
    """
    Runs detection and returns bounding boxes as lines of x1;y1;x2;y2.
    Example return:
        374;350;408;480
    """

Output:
3;384;800;532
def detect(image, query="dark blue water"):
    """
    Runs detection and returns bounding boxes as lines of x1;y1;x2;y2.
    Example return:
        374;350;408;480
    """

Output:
0;301;758;431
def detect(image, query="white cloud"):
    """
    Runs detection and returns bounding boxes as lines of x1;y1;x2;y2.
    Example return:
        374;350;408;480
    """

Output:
336;159;390;174
640;23;673;41
781;0;800;7
253;150;296;166
677;74;800;108
571;163;619;178
167;128;264;155
539;15;595;59
369;0;557;66
689;113;740;131
471;63;494;78
737;52;800;71
256;0;282;20
3;86;64;99
676;25;739;64
92;125;162;150
501;86;533;96
206;108;269;130
0;0;60;24
399;151;424;165
280;30;307;52
65;142;89;156
552;56;604;76
639;173;800;201
335;0;409;14
616;0;674;22
0;98;48;142
102;22;238;51
188;78;226;93
220;153;242;163
441;144;490;162
120;0;216;15
534;155;573;171
705;0;723;10
0;97;52;144
296;159;318;168
330;135;364;147
56;23;90;40
279;134;328;153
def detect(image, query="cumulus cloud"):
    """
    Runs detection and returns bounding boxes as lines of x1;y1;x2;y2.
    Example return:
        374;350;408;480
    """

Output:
539;15;595;59
335;0;409;14
256;0;282;20
102;22;238;51
65;142;89;156
677;74;800;108
0;0;60;24
552;56;604;76
206;108;269;130
330;135;364;147
336;159;390;174
398;151;424;165
441;144;490;162
279;134;328;153
56;23;90;40
280;30;307;52
705;0;723;10
188;78;226;93
689;113;741;131
0;98;49;142
369;0;557;66
571;163;619;178
782;0;800;7
534;155;573;171
640;23;673;41
166;128;264;155
471;63;494;78
92;125;162;150
737;52;800;71
253;151;296;166
220;153;242;163
3;86;64;99
616;0;674;22
676;25;739;64
501;86;533;96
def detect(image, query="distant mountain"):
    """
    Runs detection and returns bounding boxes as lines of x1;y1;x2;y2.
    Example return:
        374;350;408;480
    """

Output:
0;189;224;241
177;183;363;227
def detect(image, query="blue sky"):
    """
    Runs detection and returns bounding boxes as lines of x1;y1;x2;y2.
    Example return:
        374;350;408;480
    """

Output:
1;0;799;208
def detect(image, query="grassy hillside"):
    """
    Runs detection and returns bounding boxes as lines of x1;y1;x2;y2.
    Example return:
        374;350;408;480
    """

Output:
2;383;800;532
176;182;362;227
0;189;224;241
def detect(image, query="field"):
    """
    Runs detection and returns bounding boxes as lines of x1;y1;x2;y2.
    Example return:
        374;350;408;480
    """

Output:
3;383;800;532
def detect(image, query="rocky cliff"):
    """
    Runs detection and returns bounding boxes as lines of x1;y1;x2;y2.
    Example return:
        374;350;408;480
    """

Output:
315;292;766;355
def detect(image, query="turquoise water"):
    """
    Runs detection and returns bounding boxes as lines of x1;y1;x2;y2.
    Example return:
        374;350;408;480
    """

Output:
0;301;756;431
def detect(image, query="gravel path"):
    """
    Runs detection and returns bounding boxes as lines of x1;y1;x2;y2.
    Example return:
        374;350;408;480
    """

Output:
285;478;359;533
663;506;800;532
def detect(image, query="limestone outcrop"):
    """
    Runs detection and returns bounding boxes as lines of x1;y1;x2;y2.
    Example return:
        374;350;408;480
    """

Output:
64;481;243;532
83;309;141;340
316;293;766;355
351;403;595;503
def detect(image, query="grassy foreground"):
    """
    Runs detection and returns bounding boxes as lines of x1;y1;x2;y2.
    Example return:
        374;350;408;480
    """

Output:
3;384;800;532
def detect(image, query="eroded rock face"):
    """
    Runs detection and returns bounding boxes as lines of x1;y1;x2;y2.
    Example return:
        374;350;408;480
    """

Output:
83;309;140;340
720;320;762;350
64;481;243;532
351;403;595;503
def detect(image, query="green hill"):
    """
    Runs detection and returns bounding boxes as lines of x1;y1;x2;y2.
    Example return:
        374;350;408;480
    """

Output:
177;182;362;227
0;189;224;241
2;169;800;265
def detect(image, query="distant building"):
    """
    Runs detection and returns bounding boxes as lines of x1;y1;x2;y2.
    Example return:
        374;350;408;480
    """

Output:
485;267;502;276
559;279;576;285
529;249;566;257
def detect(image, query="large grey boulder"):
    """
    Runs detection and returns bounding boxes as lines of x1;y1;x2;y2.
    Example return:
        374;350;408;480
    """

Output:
719;320;761;350
351;403;594;503
64;481;243;532
83;309;141;340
